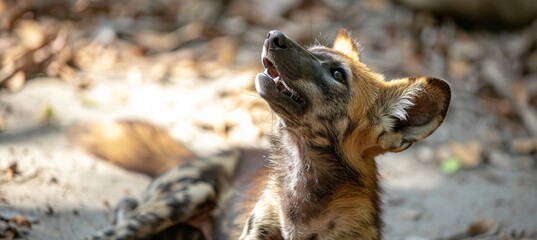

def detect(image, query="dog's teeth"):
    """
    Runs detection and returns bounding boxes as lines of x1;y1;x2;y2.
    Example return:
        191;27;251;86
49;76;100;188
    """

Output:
274;76;281;85
273;78;303;103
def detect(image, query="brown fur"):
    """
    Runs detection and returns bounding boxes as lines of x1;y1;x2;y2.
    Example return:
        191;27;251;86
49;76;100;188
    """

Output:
74;28;451;240
240;28;450;239
71;120;195;177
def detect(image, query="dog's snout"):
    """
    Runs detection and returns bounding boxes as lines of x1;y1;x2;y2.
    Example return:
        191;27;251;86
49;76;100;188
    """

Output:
267;30;287;49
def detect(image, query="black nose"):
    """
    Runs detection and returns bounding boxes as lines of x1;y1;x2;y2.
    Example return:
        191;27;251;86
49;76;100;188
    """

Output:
267;30;287;49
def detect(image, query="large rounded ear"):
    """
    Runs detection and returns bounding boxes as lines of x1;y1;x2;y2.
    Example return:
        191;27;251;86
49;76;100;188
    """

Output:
332;28;361;61
377;77;451;152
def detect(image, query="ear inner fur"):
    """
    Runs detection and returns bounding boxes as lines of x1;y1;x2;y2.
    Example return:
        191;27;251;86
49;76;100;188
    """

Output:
332;28;361;61
376;77;451;152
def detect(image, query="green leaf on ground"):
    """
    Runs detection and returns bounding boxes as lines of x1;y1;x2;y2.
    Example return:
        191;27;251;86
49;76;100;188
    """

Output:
441;157;461;174
81;95;99;108
41;105;55;122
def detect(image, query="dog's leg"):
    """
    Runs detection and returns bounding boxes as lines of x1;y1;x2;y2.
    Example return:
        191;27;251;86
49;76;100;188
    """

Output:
239;198;283;240
90;151;239;240
90;179;218;240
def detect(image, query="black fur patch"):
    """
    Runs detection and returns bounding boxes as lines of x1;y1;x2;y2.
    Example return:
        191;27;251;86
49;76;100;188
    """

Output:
246;213;255;235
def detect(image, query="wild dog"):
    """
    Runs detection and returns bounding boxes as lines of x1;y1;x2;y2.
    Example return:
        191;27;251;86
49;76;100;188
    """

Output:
75;28;451;240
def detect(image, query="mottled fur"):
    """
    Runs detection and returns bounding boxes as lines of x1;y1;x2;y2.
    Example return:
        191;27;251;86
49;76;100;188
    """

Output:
75;29;451;240
241;29;450;240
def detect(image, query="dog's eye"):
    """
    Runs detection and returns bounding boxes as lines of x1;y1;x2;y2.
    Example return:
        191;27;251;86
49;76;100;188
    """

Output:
332;69;346;83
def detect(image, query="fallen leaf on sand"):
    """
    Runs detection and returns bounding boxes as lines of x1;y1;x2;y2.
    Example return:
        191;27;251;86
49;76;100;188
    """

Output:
449;141;484;168
8;216;31;228
440;157;462;174
40;105;55;122
466;218;499;236
0;212;34;239
5;162;17;180
2;71;25;93
16;20;46;50
511;138;537;154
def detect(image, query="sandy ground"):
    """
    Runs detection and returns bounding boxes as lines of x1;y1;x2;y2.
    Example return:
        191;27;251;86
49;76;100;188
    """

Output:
1;75;536;240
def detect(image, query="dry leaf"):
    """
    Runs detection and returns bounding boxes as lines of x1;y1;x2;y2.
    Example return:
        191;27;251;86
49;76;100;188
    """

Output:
2;71;25;93
5;162;17;180
449;141;483;168
511;138;537;154
448;58;471;80
466;218;498;236
8;216;31;228
15;21;45;50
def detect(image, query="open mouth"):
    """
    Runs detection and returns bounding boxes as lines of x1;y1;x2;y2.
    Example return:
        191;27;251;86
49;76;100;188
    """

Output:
262;57;305;104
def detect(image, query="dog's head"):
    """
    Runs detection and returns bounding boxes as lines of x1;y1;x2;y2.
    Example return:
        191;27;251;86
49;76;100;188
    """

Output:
256;29;450;156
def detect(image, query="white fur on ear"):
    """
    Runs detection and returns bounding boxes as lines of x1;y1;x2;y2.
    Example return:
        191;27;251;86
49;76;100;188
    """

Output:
380;84;422;131
377;77;451;152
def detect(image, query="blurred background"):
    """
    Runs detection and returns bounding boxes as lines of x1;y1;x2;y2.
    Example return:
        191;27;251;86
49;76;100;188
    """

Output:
0;0;536;239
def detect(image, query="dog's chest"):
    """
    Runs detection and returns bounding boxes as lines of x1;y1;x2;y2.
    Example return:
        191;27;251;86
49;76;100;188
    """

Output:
281;215;341;240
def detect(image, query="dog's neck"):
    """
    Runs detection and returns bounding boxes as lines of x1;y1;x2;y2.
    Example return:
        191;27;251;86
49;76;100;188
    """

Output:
268;120;382;239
